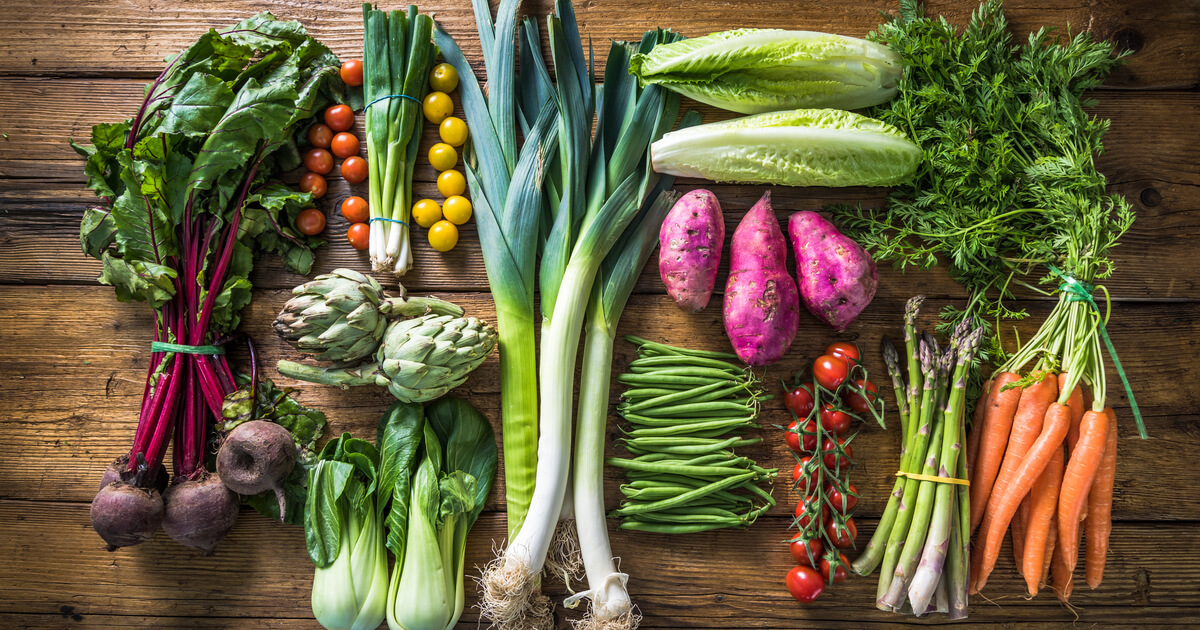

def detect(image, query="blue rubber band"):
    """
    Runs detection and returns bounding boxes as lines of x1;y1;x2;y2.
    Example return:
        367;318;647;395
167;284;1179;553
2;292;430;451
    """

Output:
369;217;409;227
366;94;421;109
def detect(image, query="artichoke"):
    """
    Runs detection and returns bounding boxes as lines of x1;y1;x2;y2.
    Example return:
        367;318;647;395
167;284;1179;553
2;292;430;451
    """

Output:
273;268;463;362
276;313;497;403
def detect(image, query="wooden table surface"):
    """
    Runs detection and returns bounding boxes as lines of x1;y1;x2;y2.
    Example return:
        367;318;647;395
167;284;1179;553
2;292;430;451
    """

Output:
2;1;1199;628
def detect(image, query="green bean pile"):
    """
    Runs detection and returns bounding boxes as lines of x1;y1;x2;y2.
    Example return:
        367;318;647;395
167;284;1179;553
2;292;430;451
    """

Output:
606;336;778;534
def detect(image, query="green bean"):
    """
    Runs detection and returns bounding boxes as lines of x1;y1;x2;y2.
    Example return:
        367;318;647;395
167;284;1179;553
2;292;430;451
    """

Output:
620;486;687;500
624;336;740;360
634;400;758;417
610;471;757;516
620;381;740;412
630;512;742;525
620;387;681;400
617;373;733;388
633;366;747;380
629;355;743;372
739;479;778;506
624;436;741;447
617;521;733;534
623;475;709;489
625;417;756;437
650;505;742;519
620;412;754;427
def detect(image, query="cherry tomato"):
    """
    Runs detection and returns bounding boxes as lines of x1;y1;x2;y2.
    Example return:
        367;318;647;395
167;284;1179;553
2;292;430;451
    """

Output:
412;198;443;228
785;566;824;604
428;142;458;171
819;404;852;436
428;219;459;252
827;482;859;514
789;538;823;568
346;222;370;250
825;517;857;549
794;494;827;530
340;156;368;184
295;208;325;236
792;457;817;495
307;123;333;149
303;148;333;175
324;104;355;132
441;195;472;225
422;91;454;124
340;59;364;87
819;552;850;583
341;196;369;224
843;379;879;414
437;169;466;197
824;341;861;364
821;436;853;469
784;421;803;454
784;384;815;419
428;62;459;93
298;172;327;199
331;132;360;159
439;116;469;147
813;354;849;390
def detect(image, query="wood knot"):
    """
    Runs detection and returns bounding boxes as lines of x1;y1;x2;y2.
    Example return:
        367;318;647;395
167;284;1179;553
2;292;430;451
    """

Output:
1112;27;1144;54
1139;187;1161;208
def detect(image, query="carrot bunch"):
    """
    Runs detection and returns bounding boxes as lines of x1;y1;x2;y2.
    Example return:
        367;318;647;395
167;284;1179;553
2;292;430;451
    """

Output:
967;293;1122;602
854;296;983;619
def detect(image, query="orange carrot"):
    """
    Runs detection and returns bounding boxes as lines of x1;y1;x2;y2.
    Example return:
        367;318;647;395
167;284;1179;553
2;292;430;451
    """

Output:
1058;409;1110;575
1050;531;1073;603
1085;407;1118;589
971;397;1068;593
969;371;1023;534
1040;511;1058;590
966;378;993;480
1023;442;1064;596
1060;372;1084;452
1011;497;1028;572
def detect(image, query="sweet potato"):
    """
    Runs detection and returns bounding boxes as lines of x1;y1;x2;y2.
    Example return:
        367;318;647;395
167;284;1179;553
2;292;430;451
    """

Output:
723;191;799;366
659;189;725;313
788;211;878;331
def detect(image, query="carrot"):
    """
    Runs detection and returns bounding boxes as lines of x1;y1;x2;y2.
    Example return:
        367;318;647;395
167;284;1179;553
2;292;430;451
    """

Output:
1058;408;1110;575
969;371;1023;534
1085;407;1118;589
1050;531;1073;603
1023;442;1064;596
1011;497;1028;572
1040;511;1058;590
966;378;993;481
971;397;1068;593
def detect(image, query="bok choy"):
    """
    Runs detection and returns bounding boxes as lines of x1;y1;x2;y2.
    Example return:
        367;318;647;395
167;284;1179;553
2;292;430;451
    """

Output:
629;28;901;114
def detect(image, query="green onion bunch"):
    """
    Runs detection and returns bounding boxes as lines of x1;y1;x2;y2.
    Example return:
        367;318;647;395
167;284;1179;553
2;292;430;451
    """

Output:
607;337;777;534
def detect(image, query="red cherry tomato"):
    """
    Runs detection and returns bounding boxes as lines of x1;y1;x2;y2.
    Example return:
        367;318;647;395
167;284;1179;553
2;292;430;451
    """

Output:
340;59;364;87
819;404;852;436
827;482;859;514
790;538;823;568
324;104;355;132
800;418;819;452
821;436;853;469
813;354;849;390
307;123;333;149
784;384;815;418
825;516;857;548
792;456;818;495
341;196;369;224
785;566;825;603
298;172;327;199
346;222;370;250
785;421;803;454
819;552;850;583
843;379;879;414
331;132;360;159
295;208;325;236
303;148;334;175
794;493;827;530
340;155;368;184
824;341;861;364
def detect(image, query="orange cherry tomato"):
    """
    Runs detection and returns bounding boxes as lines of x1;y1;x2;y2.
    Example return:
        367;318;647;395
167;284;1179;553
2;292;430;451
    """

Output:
340;59;364;87
298;172;327;199
340;156;368;184
296;208;326;236
324;104;355;132
331;132;360;159
341;196;369;224
307;123;333;149
347;222;370;250
303;148;333;175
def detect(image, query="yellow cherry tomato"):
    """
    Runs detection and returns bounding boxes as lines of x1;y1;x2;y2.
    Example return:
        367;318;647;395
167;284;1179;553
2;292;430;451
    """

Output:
437;169;467;197
442;195;473;225
428;220;459;252
427;143;458;171
412;198;443;228
429;63;459;93
439;116;469;147
422;91;454;124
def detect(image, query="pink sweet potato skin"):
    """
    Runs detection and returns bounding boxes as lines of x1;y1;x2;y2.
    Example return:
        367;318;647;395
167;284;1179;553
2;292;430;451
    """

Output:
723;191;800;366
659;189;725;313
788;211;878;332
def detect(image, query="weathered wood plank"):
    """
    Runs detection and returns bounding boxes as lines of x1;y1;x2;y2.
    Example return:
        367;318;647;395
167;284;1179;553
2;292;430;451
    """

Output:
0;500;1192;627
0;1;1194;89
0;286;1194;522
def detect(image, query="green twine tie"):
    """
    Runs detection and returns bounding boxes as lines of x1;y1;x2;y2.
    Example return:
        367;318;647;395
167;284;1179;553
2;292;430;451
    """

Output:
1048;264;1146;439
151;341;226;356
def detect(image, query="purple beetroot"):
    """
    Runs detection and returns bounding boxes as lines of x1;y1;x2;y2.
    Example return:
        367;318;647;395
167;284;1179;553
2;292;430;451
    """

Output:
162;471;240;556
90;454;164;551
216;420;297;520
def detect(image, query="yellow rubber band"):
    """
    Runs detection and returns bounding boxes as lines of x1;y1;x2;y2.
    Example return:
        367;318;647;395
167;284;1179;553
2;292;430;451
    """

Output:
895;471;970;486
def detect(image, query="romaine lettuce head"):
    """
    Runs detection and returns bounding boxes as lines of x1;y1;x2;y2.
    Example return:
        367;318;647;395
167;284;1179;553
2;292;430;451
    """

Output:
630;29;901;114
650;109;921;188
